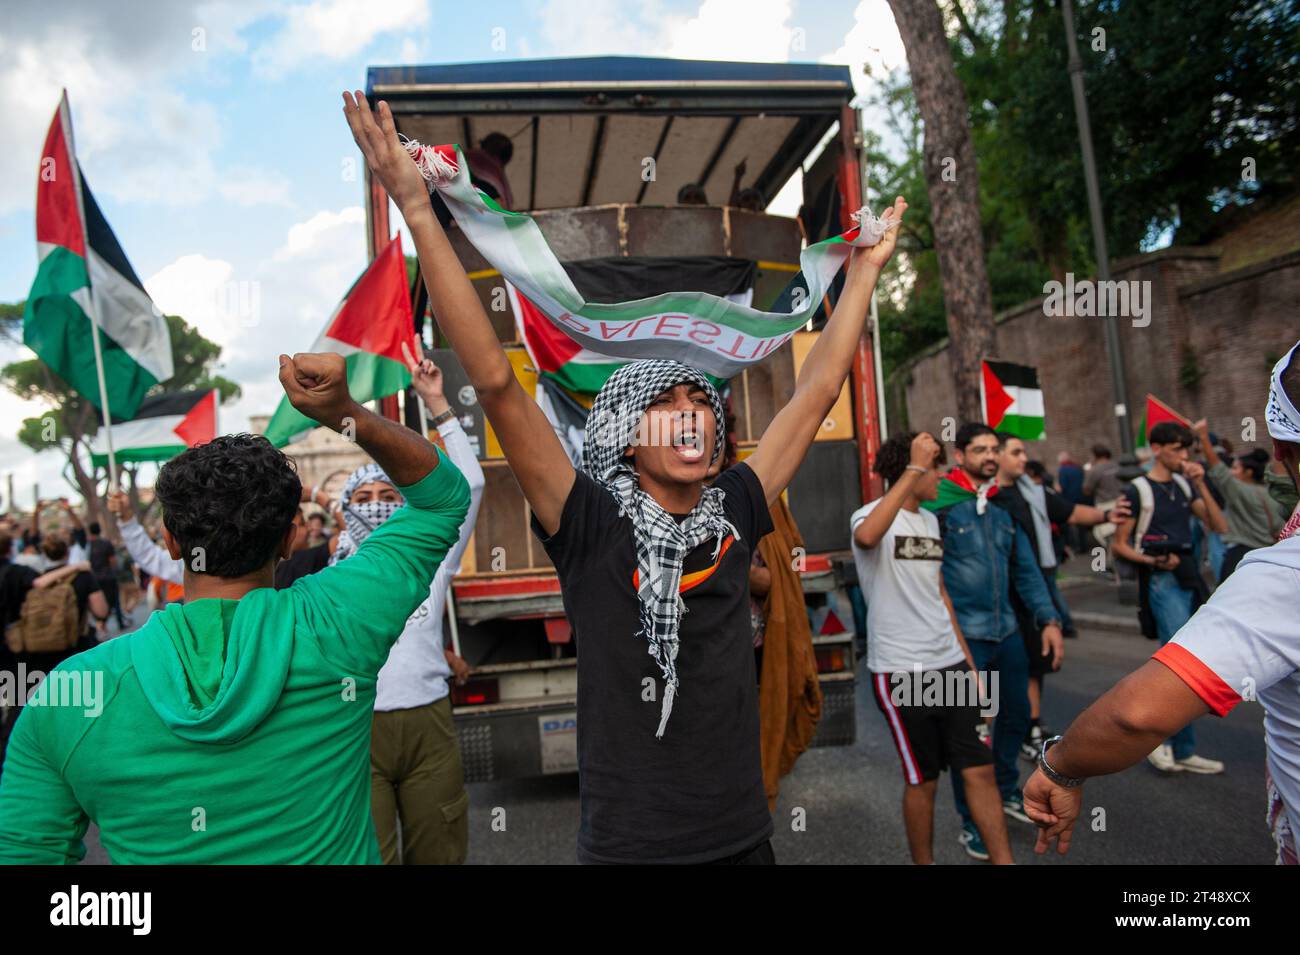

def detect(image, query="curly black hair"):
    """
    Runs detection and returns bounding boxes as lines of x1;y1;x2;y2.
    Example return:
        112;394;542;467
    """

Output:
155;434;301;577
873;431;947;485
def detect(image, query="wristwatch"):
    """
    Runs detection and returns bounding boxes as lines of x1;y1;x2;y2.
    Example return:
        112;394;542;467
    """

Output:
1038;735;1085;788
429;406;456;428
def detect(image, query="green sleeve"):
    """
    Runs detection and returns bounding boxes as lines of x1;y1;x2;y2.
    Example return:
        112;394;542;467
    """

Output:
289;447;471;676
1207;460;1248;510
0;702;90;864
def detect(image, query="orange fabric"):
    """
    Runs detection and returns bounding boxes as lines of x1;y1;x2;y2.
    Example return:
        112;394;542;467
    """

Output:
631;535;734;592
756;497;822;810
1153;643;1241;717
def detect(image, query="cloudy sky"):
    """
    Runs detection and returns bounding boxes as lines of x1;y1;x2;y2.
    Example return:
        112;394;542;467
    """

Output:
0;0;908;505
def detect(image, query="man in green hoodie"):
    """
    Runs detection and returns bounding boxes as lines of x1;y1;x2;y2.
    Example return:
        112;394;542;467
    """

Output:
0;352;470;864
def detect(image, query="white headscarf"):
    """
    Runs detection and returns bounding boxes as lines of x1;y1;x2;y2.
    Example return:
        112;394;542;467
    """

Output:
1266;340;1300;444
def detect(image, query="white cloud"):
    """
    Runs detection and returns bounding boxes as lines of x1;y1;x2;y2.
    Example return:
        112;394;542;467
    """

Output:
252;0;432;77
662;0;794;62
145;254;239;350
822;0;907;102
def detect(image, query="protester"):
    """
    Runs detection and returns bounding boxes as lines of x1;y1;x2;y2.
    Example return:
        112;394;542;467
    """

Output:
86;521;127;630
924;423;1063;860
305;512;330;547
851;431;1013;864
0;534;96;775
465;132;515;209
1024;340;1300;863
1111;420;1228;775
341;88;907;863
107;493;185;588
1190;420;1285;581
0;352;470;863
360;348;484;865
994;435;1130;762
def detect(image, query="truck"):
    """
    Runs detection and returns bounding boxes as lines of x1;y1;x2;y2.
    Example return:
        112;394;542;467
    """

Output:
362;55;888;782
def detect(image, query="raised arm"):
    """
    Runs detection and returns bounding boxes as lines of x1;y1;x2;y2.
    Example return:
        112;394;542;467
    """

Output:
277;351;470;675
107;492;185;586
852;432;938;549
746;197;906;505
342;91;574;535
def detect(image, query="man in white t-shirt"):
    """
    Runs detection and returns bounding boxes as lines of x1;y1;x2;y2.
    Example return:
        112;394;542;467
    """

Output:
1024;339;1300;864
851;430;1013;864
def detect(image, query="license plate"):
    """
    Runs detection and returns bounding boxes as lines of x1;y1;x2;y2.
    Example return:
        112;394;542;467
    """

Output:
538;712;577;774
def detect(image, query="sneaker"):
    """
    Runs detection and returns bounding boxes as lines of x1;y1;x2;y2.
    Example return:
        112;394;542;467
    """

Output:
1020;725;1044;762
958;823;989;861
1147;743;1179;773
1175;754;1225;775
1002;791;1032;824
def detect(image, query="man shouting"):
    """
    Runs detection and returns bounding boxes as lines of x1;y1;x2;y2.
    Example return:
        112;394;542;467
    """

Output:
341;90;905;864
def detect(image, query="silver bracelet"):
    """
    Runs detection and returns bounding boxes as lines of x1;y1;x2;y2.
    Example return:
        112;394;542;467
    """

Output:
905;465;928;475
1038;735;1085;788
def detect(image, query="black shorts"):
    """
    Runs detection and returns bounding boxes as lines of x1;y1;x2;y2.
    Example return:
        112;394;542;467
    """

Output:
871;664;994;784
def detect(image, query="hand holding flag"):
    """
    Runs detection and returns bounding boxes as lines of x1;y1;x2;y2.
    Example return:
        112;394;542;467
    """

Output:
342;92;430;219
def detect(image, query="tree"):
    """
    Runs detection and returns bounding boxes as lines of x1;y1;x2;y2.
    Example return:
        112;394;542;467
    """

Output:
888;0;998;421
1;307;240;525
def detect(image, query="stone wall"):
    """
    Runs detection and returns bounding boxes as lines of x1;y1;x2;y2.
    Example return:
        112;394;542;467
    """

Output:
895;247;1300;464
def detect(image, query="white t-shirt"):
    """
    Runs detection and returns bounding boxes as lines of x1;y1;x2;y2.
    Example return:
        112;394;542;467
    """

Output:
375;417;485;712
849;500;966;674
1156;533;1300;841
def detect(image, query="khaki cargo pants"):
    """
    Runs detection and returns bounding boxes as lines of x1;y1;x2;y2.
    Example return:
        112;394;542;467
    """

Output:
370;696;469;865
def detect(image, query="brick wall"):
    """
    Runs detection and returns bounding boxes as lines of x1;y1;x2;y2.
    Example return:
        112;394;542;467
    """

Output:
895;247;1300;464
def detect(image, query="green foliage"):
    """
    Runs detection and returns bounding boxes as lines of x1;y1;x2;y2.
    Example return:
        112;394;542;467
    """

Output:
2;305;241;469
875;0;1299;377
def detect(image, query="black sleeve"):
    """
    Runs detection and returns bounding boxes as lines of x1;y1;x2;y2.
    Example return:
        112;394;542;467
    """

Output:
715;463;774;543
530;471;615;577
1045;489;1074;525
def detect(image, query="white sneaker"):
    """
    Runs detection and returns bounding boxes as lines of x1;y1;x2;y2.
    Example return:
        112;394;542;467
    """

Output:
1147;744;1180;773
1176;754;1225;775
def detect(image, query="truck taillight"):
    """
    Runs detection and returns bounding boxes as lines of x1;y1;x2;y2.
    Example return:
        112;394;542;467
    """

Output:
452;678;500;706
814;646;849;673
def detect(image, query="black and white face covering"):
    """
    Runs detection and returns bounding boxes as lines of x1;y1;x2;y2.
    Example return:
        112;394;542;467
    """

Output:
328;463;405;566
582;359;739;739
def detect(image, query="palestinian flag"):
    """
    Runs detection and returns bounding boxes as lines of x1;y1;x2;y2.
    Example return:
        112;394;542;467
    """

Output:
90;389;218;466
24;92;173;419
404;141;897;378
981;360;1045;441
262;235;413;447
1135;393;1190;448
508;257;755;394
922;467;1000;512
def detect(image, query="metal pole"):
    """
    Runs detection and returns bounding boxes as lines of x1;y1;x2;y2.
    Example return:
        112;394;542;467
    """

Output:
88;315;120;493
1061;0;1134;455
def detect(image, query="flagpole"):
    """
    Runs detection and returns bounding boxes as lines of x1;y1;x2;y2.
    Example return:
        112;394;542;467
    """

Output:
88;317;120;494
62;90;119;495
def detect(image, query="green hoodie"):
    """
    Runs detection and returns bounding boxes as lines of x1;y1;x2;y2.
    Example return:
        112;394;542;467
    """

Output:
0;450;469;864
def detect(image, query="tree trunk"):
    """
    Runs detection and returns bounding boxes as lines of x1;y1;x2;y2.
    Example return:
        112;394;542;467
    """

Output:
888;0;998;423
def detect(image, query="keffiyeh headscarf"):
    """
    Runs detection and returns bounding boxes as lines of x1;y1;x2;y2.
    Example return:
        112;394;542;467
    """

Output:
583;359;740;738
1267;340;1300;445
328;463;405;566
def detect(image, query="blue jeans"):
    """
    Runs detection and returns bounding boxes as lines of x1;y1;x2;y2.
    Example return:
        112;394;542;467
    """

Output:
1206;531;1227;582
1148;570;1196;759
951;633;1030;826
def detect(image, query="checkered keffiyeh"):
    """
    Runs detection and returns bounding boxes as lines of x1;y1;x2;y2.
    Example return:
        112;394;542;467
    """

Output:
583;359;739;738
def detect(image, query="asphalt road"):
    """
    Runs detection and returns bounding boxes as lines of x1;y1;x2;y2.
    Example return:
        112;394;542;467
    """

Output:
456;619;1274;865
74;589;1275;865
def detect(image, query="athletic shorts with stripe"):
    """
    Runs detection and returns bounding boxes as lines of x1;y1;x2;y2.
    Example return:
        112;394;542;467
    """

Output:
871;663;993;784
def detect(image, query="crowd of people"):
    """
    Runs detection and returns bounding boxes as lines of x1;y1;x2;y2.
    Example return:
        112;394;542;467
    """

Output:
0;90;1296;866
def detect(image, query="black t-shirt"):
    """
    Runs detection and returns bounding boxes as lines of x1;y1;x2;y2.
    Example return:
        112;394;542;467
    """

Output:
89;538;116;577
1123;477;1200;552
273;542;331;590
992;483;1073;568
532;463;775;864
0;559;38;628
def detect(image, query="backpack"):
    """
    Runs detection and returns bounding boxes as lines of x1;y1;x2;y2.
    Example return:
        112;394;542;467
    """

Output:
1129;473;1192;555
5;574;82;654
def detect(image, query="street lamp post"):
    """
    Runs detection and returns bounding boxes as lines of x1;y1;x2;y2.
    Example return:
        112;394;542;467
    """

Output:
1061;0;1135;457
